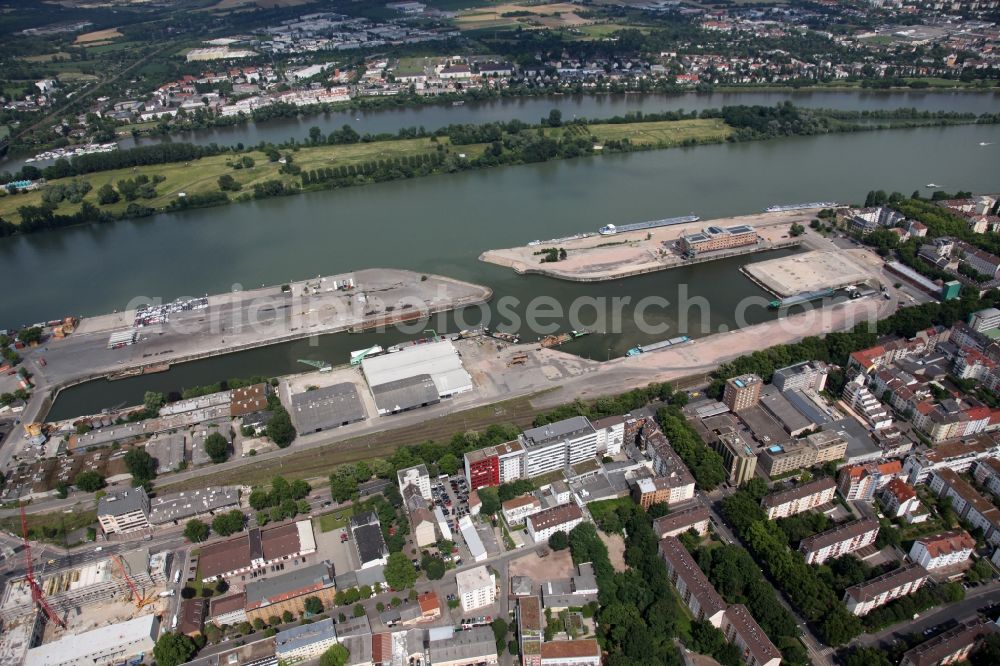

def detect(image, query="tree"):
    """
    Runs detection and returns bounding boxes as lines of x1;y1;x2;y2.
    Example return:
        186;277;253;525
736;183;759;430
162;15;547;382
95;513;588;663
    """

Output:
97;183;120;205
266;408;296;448
844;647;892;666
353;603;366;617
212;510;245;537
253;618;265;630
547;109;563;127
56;481;68;499
304;596;324;615
124;449;157;484
491;618;509;654
478;487;501;515
438;452;459;476
74;470;106;492
143;391;166;413
971;634;1000;666
153;633;197;666
17;327;42;344
422;555;446;580
548;531;569;551
217;174;242;192
184;519;209;543
282;610;294;623
329;471;358;503
320;644;350;666
384;552;417;590
203;432;229;464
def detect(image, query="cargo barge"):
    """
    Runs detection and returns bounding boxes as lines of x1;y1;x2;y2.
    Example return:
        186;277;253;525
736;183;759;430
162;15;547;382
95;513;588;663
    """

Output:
626;335;690;357
539;330;590;348
768;288;834;309
764;202;839;213
599;214;700;236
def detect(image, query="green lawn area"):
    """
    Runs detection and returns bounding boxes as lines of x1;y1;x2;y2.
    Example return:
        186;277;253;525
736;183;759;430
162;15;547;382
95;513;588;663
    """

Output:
0;509;97;546
586;497;635;525
316;510;350;533
566;24;649;40
581;118;732;146
0;136;478;223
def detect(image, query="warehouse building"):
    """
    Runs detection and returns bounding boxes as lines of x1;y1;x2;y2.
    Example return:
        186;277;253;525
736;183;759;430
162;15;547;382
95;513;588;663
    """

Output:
681;224;758;255
362;339;473;415
97;487;151;535
351;512;389;569
149;487;240;525
290;383;366;433
199;520;317;582
24;614;159;666
244;561;337;623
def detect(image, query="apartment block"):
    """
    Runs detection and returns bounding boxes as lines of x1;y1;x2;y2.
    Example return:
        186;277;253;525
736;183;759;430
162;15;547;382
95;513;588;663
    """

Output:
879;478;926;523
643;423;696;504
843;563;928;616
837;460;904;501
464;440;525;491
721;604;782;666
969;307;1000;333
900;618;999;666
903;436;1000;485
520;416;598;478
502;494;543;525
517;595;543;666
526;502;584;543
653;504;711;539
758;431;848;478
771;361;828;393
659;536;727;628
723;374;762;412
843;376;892;430
711;429;758;486
908;530;976;570
972;457;1000;498
928;468;1000;545
592;415;625;456
456;566;496;613
397;464;431;501
97;487;151;535
800;518;879;565
760;477;836;520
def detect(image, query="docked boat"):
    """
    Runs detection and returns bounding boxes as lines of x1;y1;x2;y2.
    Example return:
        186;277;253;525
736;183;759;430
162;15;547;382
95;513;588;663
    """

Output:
768;288;834;309
763;202;839;213
626;335;690;356
926;183;939;188
599;214;699;236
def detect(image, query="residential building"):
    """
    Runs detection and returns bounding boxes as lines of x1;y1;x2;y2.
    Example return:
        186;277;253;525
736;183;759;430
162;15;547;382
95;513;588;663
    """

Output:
899;618;999;666
209;592;248;626
199;520;317;582
843;376;892;430
969;307;1000;333
350;511;390;569
847;206;904;235
760;477;837;520
643;424;696;503
908;530;976;570
526;502;584;542
711;429;758;486
519;417;598;478
972;457;1000;497
723;374;763;412
229;383;270;418
592;415;625;456
539;639;601;666
517;595;543;666
24;615;159;666
653;504;711;539
958;242;1000;280
903;436;1000;484
799;518;880;565
721;604;782;666
659;536;727;628
456;566;496;612
404;485;438;548
244;561;337;623
502;494;543;525
397;464;431;501
428;626;498;666
879;478;926;523
843;563;928;616
838;460;904;500
97;487;151;535
928;468;1000;545
758;431;848;478
464;440;525;491
771;361;828;393
178;598;207;637
681;224;758;255
274;617;338;663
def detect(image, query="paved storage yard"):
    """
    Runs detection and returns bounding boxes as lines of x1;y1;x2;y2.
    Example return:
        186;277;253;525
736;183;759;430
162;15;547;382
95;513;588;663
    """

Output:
742;249;877;297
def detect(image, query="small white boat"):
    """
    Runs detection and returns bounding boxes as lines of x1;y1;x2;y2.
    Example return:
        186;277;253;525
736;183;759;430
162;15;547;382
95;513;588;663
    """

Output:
926;183;939;188
980;142;993;147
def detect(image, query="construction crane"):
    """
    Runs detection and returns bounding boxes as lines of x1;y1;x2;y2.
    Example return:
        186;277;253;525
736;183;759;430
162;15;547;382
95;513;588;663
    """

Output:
297;359;332;372
113;555;156;610
19;504;65;628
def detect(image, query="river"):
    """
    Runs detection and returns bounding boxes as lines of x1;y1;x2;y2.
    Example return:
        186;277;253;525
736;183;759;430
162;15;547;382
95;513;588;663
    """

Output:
4;89;998;173
5;121;998;419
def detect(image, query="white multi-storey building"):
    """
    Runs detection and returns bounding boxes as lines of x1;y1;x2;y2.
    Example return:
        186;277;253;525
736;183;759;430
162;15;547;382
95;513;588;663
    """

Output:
800;518;879;565
397;464;432;501
519;417;598;478
501;494;543;526
456;566;496;612
909;530;976;570
97;487;151;535
526;502;584;543
592;415;625;456
844;564;928;616
760;478;836;520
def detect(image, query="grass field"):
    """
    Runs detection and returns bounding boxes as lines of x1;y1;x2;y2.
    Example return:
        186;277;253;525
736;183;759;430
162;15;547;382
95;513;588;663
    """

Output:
316;510;350;532
565;24;649;40
0;136;476;223
75;28;122;44
1;117;735;225
160;394;542;490
545;118;733;147
0;508;97;545
20;52;73;63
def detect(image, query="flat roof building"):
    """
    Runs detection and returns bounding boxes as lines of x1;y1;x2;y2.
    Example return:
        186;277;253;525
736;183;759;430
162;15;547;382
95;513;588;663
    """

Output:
456;566;496;613
290;382;365;433
199;520;316;581
723;374;762;412
844;563;928;617
711;428;758;486
97;487;150;535
149;487;240;525
362;339;473;414
520;416;598;478
659;535;726;628
428;625;498;666
540;639;601;666
275;617;338;663
800;518;879;565
772;361;828;393
370;374;440;415
350;511;389;569
24;614;159;666
760;477;836;520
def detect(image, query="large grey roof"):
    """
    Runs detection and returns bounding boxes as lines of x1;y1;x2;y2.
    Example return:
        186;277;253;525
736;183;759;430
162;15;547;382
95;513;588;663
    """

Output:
290;383;365;433
371;374;439;414
244;561;334;606
97;487;149;517
521;416;595;448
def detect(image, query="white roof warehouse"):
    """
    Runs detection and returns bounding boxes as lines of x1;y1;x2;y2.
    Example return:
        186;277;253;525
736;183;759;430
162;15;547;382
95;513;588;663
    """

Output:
361;339;473;414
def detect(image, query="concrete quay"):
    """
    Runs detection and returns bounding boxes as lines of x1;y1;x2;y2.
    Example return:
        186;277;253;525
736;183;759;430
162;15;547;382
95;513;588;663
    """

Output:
479;209;822;282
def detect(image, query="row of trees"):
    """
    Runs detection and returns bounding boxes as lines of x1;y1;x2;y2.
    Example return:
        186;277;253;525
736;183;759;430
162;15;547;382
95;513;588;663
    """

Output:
248;476;311;525
656;407;727;490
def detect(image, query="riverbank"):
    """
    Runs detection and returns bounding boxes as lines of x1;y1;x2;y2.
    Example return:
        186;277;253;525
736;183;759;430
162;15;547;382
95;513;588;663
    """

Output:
2;107;995;236
481;209;823;281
